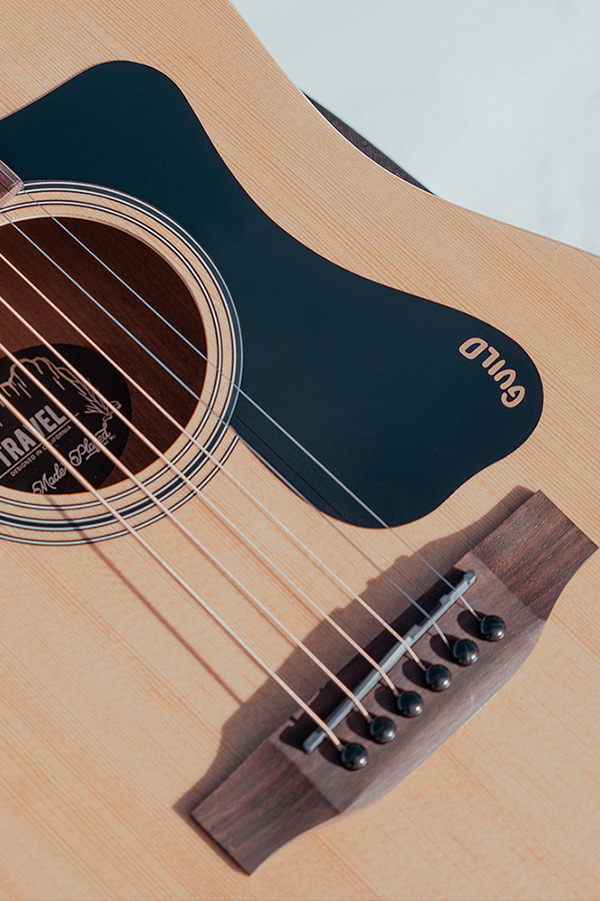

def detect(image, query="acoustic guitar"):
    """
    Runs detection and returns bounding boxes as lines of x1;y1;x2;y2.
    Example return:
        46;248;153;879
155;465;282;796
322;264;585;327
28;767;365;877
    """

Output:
0;2;598;899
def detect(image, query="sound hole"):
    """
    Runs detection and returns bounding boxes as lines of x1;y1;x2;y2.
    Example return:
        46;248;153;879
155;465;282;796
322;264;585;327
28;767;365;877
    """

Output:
0;216;207;493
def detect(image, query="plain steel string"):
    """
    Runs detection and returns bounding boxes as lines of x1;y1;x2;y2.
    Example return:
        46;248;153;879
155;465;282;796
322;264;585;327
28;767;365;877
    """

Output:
229;435;454;646
0;247;434;660
0;383;346;750
0;208;460;639
0;337;383;724
2;197;478;619
0;289;411;690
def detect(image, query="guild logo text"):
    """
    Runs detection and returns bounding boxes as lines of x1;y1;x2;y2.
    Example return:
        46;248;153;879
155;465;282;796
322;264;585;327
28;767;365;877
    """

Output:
459;338;525;408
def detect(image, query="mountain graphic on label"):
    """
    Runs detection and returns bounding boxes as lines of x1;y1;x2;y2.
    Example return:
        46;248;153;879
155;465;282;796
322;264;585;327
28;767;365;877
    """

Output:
0;344;131;493
0;354;121;423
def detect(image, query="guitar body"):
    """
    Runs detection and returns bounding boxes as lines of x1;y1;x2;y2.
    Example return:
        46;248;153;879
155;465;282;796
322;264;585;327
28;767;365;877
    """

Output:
0;2;598;899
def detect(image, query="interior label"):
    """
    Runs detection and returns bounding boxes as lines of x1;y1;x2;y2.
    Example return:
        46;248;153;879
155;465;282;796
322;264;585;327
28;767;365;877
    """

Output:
0;344;131;494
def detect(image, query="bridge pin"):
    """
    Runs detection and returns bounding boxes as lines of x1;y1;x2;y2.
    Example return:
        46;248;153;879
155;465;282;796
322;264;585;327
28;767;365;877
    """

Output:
425;664;452;691
369;716;396;743
340;743;368;770
396;690;424;717
479;615;506;641
452;638;479;666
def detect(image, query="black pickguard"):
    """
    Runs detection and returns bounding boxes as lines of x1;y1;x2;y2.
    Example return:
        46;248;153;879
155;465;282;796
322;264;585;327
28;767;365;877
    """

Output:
0;62;543;527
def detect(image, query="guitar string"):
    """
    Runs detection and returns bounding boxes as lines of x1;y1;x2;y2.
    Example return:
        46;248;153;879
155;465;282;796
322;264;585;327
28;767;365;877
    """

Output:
0;383;345;751
0;178;384;740
0;252;427;669
8;196;479;617
0;289;416;689
0;202;473;635
0;179;463;739
0;177;476;613
232;430;458;643
0;175;469;611
0;235;448;651
0;337;383;723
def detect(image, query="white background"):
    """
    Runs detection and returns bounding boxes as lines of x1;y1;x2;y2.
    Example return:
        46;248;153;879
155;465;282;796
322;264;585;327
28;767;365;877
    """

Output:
231;1;600;256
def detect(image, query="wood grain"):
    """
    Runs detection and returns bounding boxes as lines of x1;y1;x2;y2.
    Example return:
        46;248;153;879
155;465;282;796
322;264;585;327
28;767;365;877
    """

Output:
0;2;597;900
193;492;596;872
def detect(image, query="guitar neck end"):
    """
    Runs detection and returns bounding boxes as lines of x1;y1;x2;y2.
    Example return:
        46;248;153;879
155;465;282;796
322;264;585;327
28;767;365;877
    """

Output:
0;160;23;206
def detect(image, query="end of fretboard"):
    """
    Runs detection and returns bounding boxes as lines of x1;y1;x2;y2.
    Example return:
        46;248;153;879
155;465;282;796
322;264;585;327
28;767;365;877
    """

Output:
0;160;23;206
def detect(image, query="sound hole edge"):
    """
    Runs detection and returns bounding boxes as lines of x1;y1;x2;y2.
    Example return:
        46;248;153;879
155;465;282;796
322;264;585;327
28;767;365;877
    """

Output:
0;192;239;542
